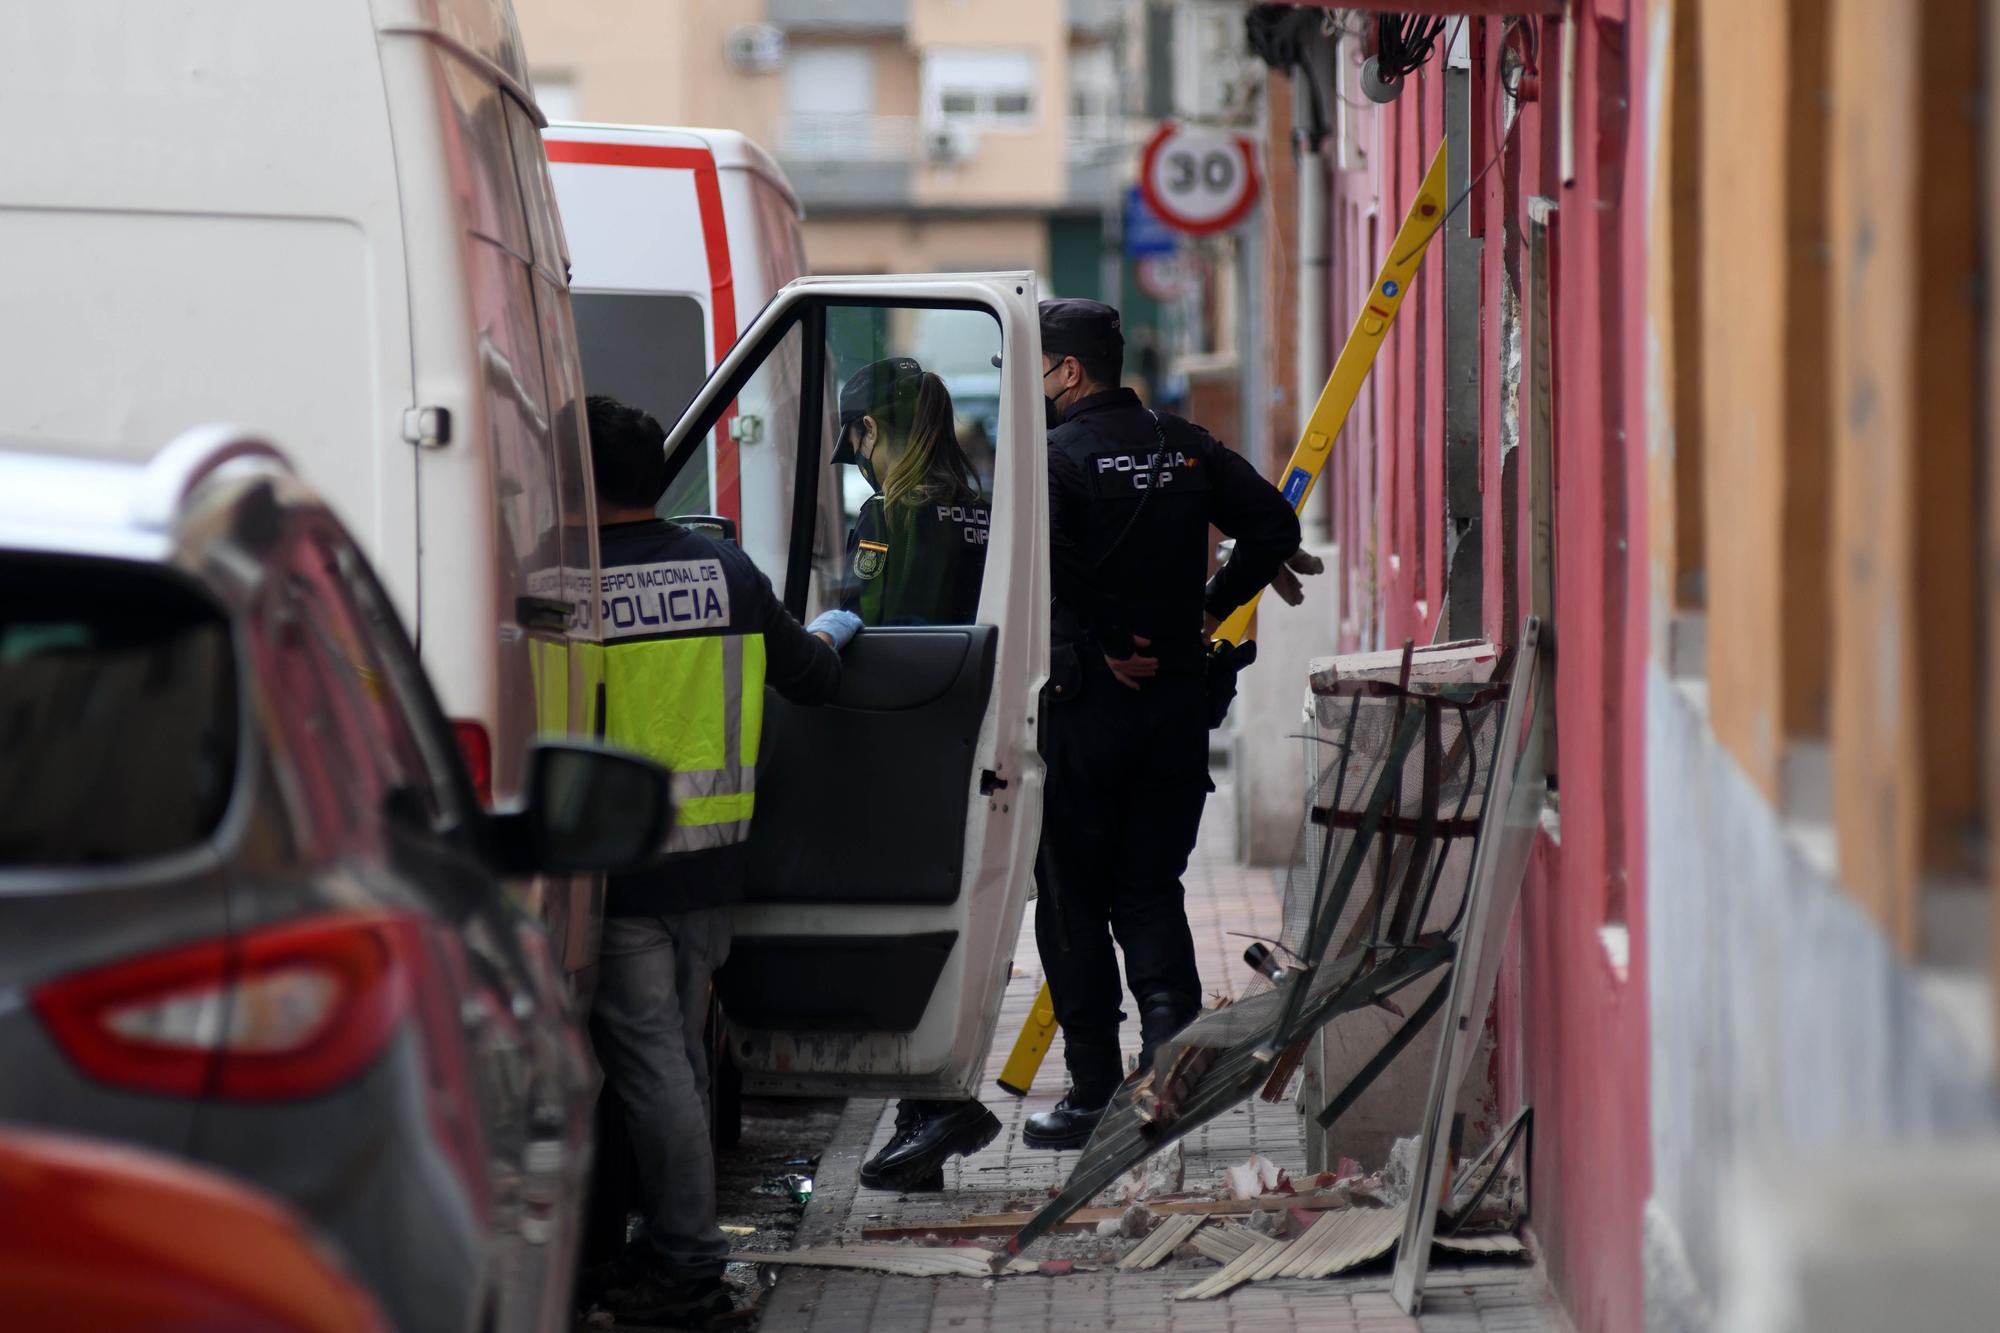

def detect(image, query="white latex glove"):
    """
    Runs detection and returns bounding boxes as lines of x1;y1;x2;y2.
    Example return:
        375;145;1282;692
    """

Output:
806;609;864;651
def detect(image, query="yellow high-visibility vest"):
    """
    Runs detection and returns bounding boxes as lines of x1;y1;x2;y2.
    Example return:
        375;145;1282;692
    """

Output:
600;629;767;853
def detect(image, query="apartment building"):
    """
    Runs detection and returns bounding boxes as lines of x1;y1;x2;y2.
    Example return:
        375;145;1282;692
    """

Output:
514;0;1130;291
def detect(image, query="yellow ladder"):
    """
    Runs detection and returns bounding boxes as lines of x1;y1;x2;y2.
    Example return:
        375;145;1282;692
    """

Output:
1212;139;1450;648
997;141;1451;1097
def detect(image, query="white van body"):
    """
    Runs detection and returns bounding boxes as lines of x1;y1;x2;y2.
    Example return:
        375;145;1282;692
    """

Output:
0;1;598;832
544;123;827;578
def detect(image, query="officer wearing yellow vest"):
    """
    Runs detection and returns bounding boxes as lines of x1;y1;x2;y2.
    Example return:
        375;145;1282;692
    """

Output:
582;395;861;1327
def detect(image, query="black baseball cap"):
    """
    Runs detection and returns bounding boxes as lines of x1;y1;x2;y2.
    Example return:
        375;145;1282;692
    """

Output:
1040;298;1124;362
833;357;923;463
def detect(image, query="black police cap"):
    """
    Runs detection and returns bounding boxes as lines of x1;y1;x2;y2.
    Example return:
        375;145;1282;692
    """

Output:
833;356;923;463
1040;298;1124;361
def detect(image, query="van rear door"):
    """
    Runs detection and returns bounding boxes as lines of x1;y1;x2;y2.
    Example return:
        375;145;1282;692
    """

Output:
655;274;1047;1097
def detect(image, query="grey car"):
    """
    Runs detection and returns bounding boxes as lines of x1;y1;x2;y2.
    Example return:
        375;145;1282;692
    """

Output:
0;428;672;1333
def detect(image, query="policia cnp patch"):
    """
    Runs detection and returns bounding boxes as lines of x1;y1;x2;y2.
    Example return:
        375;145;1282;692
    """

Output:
854;537;889;580
1088;447;1212;497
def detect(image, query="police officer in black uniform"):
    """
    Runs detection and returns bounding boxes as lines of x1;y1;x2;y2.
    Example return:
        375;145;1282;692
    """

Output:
830;357;1009;1189
1023;300;1303;1151
832;356;992;626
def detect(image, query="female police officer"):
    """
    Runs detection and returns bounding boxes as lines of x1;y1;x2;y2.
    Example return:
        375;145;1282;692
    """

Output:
831;356;1007;1190
834;356;992;626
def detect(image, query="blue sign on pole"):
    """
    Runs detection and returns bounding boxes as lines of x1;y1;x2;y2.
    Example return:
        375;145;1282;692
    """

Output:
1123;186;1178;260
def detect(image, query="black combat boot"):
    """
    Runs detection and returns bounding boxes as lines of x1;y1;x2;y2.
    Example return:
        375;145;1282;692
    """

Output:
1137;994;1198;1078
1023;1031;1120;1150
858;1098;1002;1191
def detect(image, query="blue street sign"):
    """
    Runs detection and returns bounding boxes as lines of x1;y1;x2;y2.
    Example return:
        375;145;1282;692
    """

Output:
1124;186;1178;260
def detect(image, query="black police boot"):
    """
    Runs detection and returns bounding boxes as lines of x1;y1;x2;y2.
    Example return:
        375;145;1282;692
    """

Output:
1137;995;1198;1078
858;1098;1002;1192
1022;1088;1112;1150
1023;1030;1121;1150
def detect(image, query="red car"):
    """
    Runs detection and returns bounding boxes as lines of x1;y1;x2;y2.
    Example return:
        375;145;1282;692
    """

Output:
0;1128;385;1332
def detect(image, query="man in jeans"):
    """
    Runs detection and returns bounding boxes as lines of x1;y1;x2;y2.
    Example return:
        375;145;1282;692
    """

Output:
584;395;861;1325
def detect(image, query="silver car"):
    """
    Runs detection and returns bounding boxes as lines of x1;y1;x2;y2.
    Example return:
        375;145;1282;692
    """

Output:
0;428;672;1333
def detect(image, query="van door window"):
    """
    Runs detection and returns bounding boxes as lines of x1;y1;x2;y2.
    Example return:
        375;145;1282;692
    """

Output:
823;305;1000;627
573;291;714;518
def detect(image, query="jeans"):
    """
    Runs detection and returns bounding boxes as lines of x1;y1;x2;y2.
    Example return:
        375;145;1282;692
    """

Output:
592;907;733;1279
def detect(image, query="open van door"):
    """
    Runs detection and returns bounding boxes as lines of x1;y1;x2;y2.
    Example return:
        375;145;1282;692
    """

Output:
655;274;1047;1097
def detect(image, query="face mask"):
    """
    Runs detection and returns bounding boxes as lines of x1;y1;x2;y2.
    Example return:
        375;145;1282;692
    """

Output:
1042;361;1066;429
858;450;880;490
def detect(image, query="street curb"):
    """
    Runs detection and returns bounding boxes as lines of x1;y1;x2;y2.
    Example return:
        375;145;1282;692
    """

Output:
794;1097;888;1247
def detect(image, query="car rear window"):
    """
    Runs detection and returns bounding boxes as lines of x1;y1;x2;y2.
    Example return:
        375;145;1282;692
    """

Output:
0;558;238;867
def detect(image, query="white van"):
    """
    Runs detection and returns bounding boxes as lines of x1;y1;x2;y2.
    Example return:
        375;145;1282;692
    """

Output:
0;1;597;848
543;122;825;578
546;127;1057;1099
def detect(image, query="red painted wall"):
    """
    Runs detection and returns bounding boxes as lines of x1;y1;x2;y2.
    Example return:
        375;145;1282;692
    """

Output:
1321;8;1652;1329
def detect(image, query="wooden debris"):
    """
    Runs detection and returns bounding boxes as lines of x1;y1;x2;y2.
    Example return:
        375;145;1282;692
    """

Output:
1116;1214;1205;1271
1173;1235;1286;1301
1433;1231;1527;1256
859;1189;1354;1241
1268;1204;1407;1280
1189;1222;1263;1265
728;1246;1095;1279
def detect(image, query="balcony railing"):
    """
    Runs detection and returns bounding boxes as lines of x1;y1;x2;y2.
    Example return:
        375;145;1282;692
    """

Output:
779;113;920;163
766;0;909;33
776;114;918;209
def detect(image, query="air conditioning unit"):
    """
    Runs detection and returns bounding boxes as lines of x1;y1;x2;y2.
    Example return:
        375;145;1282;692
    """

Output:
725;24;785;74
925;123;979;164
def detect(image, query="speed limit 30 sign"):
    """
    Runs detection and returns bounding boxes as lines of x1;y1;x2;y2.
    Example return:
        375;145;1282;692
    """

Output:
1139;122;1261;236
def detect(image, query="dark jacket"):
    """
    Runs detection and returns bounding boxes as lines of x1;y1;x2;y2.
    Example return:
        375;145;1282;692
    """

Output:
1047;388;1300;668
598;519;839;913
841;487;991;625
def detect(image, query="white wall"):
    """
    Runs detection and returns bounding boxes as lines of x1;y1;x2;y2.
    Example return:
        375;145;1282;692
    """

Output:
1644;663;2000;1331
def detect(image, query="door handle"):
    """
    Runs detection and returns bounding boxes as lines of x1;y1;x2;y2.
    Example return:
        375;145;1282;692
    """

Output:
516;595;575;631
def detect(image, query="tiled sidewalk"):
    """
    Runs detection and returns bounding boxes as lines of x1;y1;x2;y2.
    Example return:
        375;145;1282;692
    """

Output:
753;784;1564;1333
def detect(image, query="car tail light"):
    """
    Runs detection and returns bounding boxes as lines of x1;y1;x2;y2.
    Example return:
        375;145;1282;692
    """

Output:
451;718;494;806
32;915;412;1102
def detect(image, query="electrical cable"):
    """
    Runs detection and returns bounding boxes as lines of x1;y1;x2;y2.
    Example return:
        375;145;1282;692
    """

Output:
1393;17;1539;266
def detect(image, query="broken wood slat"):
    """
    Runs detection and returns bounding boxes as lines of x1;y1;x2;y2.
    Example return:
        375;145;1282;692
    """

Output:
858;1189;1352;1241
1116;1214;1205;1270
1247;1211;1348;1282
1293;1204;1406;1279
1189;1222;1261;1265
1173;1235;1286;1301
1433;1232;1526;1256
729;1246;999;1278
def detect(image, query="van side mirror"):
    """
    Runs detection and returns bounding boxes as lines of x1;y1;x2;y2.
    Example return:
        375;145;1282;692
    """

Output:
669;513;738;544
489;742;673;874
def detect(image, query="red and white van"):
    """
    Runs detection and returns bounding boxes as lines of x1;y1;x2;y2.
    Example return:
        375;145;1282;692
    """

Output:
545;124;845;589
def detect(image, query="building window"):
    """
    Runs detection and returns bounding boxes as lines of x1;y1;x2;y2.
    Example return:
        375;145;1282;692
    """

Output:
923;50;1037;129
531;70;579;123
1069;43;1117;151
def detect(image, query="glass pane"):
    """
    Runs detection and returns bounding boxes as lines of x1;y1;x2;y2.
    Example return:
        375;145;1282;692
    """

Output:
0;559;237;866
573;291;712;518
824;305;999;627
437;51;532;258
506;98;568;279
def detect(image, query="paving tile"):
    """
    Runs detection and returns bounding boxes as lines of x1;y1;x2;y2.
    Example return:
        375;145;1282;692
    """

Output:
752;785;1564;1333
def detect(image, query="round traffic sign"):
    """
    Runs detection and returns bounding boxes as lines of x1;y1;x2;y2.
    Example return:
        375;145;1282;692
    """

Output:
1136;254;1190;302
1138;122;1261;236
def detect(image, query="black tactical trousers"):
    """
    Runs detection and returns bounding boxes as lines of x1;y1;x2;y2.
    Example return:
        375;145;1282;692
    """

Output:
1034;655;1208;1101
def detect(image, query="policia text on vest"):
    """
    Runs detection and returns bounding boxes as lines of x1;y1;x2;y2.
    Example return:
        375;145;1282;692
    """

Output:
595;518;842;914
